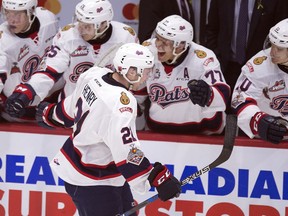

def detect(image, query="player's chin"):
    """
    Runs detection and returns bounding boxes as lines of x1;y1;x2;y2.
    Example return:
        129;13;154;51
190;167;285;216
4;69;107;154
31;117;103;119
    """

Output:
81;34;94;41
271;58;282;64
8;26;19;33
157;52;167;62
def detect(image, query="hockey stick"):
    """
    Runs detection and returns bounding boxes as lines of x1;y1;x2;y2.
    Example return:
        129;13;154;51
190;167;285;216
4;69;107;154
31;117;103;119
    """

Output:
121;114;238;216
95;42;124;67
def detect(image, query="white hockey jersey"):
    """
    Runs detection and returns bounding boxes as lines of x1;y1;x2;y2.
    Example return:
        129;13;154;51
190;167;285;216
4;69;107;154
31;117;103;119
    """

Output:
28;21;138;101
135;40;230;135
0;7;58;99
50;67;152;193
231;49;288;138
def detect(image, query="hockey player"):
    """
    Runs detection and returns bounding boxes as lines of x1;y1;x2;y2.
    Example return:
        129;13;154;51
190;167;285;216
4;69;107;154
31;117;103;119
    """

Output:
5;0;138;119
35;43;181;216
0;0;58;121
135;15;230;135
231;18;288;144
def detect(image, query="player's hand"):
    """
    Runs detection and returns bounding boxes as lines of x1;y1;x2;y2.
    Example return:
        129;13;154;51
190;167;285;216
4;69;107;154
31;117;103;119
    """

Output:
148;162;181;201
187;79;213;107
36;101;57;129
5;83;36;117
251;112;288;144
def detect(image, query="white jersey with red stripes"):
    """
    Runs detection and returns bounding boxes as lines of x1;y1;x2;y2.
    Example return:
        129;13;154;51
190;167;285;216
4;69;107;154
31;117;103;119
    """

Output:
50;66;152;193
0;7;58;100
28;21;138;101
231;49;288;138
135;39;230;135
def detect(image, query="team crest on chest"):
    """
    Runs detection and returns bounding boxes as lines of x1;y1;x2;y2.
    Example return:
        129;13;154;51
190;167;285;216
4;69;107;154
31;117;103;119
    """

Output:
120;92;130;105
270;95;288;116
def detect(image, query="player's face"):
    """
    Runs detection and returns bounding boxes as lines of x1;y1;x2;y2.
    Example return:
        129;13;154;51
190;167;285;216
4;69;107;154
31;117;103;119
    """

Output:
128;67;152;90
78;21;108;41
155;34;184;63
155;34;175;62
270;44;288;64
4;9;30;34
77;21;96;41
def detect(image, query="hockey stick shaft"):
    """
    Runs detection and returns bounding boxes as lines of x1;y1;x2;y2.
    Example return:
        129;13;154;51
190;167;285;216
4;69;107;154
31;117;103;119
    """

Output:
122;114;237;216
95;43;124;67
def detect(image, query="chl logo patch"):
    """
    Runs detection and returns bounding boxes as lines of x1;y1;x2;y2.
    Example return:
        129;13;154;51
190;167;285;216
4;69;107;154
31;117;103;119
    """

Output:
127;146;144;165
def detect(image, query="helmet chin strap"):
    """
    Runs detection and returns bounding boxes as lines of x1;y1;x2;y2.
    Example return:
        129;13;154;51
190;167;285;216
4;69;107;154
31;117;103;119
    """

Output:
281;61;288;66
21;11;35;33
92;24;109;39
165;44;187;65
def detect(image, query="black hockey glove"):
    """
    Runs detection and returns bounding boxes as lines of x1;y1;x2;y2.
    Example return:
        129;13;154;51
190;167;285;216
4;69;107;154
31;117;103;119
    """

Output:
187;79;213;107
148;162;181;201
36;101;61;129
250;112;288;144
5;83;36;118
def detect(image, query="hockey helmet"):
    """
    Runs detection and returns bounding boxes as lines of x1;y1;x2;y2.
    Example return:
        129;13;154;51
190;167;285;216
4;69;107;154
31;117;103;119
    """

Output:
155;15;193;50
75;0;113;33
2;0;37;12
268;18;288;48
113;43;154;84
1;0;37;29
264;18;288;50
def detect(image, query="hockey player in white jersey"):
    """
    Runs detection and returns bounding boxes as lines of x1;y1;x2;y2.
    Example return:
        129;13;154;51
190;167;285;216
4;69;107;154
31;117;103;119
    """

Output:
35;43;181;216
231;18;288;144
135;15;230;134
0;0;58;121
5;0;137;119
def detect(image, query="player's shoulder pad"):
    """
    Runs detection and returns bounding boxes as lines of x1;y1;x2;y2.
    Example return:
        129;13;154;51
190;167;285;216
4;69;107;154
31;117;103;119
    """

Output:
142;40;152;47
35;7;57;21
53;24;76;43
191;43;220;68
243;50;270;75
61;24;75;32
111;21;136;37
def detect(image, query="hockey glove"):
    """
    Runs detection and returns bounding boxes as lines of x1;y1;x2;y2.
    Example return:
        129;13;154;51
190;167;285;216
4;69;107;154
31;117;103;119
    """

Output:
36;101;60;129
148;162;181;201
5;83;36;118
250;112;288;144
187;79;213;107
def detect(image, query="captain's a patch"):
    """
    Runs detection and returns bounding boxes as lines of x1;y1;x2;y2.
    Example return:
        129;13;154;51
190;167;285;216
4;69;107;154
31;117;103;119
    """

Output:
127;146;144;165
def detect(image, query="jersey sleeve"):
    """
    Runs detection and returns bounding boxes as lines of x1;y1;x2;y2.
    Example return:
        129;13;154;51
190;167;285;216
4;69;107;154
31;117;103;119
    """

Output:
231;64;263;138
28;28;72;100
200;49;230;113
103;93;152;194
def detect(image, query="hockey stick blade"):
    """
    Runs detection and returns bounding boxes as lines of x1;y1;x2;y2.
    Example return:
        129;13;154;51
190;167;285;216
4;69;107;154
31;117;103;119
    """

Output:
121;114;237;216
